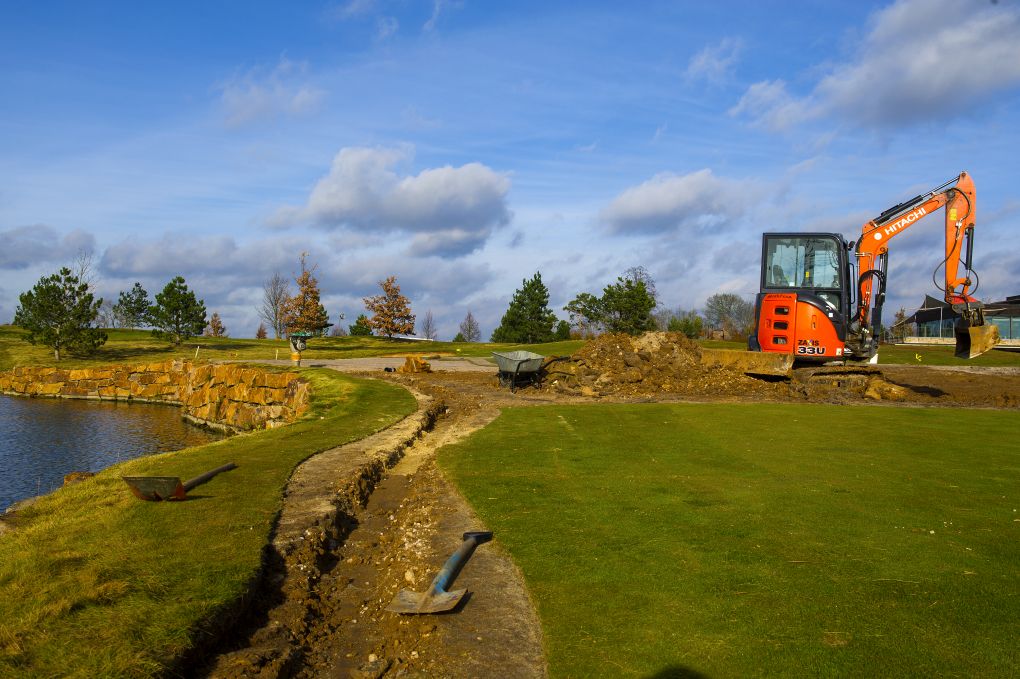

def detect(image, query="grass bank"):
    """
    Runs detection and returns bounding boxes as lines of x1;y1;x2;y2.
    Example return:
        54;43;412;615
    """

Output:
0;325;586;372
0;368;416;677
3;325;1017;372
439;403;1020;677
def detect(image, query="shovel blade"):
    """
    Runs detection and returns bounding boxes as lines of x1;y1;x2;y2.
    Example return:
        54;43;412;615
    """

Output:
385;587;466;614
122;476;186;501
955;324;1000;359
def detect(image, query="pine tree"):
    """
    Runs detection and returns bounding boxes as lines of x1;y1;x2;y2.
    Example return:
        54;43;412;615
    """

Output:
364;276;415;338
15;267;107;360
205;312;227;337
149;276;207;345
600;277;656;335
280;254;329;336
113;282;150;329
349;314;373;336
256;323;268;339
491;272;556;343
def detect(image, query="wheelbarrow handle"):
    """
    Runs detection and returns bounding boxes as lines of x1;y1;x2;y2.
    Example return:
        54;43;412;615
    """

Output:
182;463;238;492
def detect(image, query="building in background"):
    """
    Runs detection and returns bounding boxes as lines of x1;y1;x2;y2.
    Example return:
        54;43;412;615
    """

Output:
902;294;1020;343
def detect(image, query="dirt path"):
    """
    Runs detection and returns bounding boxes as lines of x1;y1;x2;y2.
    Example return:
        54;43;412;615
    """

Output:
202;372;554;679
200;353;1020;678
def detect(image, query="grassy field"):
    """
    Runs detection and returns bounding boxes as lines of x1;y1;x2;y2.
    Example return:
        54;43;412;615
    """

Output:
0;368;416;677
439;403;1020;678
3;324;1018;373
0;325;586;372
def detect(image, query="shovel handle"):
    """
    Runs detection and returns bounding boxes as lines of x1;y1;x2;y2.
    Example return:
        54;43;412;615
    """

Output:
426;531;493;597
182;463;237;492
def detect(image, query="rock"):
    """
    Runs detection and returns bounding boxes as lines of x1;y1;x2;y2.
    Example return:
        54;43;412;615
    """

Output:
353;657;391;679
63;471;95;486
864;378;909;401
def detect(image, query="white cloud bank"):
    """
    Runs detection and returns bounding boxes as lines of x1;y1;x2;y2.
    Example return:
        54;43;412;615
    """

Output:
731;0;1020;130
0;225;95;270
273;146;512;257
600;169;763;234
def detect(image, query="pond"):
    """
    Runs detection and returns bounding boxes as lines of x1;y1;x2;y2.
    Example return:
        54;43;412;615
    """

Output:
0;395;225;512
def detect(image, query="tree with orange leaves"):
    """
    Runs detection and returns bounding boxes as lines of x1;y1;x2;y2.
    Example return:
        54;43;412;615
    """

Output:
281;253;329;336
364;276;415;338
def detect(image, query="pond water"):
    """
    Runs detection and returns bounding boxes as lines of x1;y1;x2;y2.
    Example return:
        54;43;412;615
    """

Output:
0;395;225;512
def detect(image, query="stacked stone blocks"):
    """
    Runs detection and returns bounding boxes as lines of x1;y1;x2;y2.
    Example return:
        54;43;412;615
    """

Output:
0;360;310;431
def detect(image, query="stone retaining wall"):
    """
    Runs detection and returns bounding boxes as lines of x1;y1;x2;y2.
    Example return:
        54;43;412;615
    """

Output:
0;361;310;431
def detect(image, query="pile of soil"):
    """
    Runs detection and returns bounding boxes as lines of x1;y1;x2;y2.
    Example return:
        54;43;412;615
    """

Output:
544;332;791;400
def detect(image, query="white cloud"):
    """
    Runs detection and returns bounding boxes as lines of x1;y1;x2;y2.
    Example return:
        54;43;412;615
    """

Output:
0;225;95;270
330;0;376;20
376;16;399;39
218;57;325;127
685;37;742;84
275;146;512;257
424;0;461;32
732;0;1020;130
729;80;809;131
100;233;296;279
600;169;764;234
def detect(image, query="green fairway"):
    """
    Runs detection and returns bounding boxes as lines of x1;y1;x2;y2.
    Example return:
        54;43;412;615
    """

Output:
0;369;416;677
439;403;1020;678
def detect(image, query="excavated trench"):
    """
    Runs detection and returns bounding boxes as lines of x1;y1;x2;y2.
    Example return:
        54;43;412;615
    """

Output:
198;378;548;679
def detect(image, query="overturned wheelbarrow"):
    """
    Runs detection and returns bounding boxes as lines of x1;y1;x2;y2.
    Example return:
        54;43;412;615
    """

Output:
122;463;237;501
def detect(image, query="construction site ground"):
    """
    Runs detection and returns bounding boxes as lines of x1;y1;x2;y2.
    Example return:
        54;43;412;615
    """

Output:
202;339;1020;678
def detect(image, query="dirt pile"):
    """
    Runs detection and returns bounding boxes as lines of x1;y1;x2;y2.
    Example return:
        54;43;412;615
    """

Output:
543;332;791;399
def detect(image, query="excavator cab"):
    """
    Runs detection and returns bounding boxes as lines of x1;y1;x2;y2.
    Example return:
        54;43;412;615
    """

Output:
751;233;854;360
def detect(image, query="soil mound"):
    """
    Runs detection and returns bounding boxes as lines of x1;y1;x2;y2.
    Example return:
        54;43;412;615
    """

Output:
543;332;789;399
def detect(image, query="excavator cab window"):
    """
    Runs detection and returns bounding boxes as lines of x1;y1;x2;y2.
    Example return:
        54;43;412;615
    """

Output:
763;235;845;310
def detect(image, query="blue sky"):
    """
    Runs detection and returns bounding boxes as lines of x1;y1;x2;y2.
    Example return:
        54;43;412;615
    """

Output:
3;0;1019;339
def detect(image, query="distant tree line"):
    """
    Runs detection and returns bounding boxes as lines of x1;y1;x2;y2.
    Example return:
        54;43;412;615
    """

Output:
14;249;758;360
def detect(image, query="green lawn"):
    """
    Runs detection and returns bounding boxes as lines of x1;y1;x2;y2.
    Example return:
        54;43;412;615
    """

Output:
0;325;586;372
0;368;416;678
439;403;1020;678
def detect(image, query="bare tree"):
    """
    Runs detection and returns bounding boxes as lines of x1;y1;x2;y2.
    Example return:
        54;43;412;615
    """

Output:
703;293;754;337
623;266;657;306
421;309;438;340
258;272;290;339
459;310;481;342
72;249;98;294
97;299;119;328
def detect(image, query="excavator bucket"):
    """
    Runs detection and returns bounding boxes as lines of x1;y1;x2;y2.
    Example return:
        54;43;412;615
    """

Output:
954;323;1000;359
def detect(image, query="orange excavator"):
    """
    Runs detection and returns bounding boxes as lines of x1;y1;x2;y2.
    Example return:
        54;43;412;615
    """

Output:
750;171;1000;362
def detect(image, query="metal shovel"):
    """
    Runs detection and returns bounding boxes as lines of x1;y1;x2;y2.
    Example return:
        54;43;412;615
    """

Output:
122;462;237;501
386;531;493;614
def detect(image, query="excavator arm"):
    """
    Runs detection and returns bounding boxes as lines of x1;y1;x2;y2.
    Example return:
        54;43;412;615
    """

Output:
852;171;998;358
